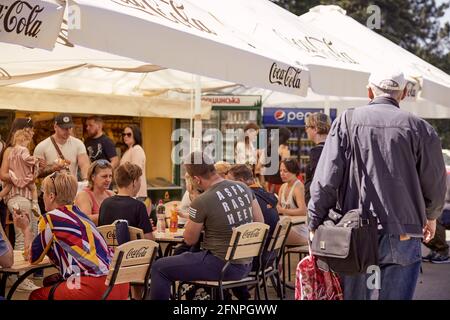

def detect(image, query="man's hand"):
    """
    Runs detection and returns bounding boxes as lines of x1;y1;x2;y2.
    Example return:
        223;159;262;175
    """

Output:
37;157;46;170
423;219;436;243
309;230;315;242
175;207;189;220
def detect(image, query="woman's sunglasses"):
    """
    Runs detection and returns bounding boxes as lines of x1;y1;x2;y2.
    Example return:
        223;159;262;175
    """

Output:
122;132;132;137
49;171;59;196
93;159;111;169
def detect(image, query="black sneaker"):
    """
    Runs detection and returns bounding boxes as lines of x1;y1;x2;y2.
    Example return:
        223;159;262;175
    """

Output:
430;254;450;264
422;251;438;262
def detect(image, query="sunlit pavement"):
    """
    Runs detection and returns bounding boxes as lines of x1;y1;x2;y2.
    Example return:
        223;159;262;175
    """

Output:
8;232;450;300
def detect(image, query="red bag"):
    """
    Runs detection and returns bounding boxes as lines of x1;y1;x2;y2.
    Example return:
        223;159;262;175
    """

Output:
295;254;343;300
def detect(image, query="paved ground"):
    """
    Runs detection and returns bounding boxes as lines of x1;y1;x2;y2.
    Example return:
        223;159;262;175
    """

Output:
7;231;450;300
414;231;450;300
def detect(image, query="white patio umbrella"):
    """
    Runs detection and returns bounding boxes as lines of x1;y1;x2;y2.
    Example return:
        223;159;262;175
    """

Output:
3;0;423;100
67;0;310;97
0;0;64;50
0;42;217;118
193;0;376;97
3;1;448;119
298;5;450;107
0;40;165;86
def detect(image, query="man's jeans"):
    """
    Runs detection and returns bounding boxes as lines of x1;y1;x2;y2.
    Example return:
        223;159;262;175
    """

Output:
342;234;421;300
150;250;251;300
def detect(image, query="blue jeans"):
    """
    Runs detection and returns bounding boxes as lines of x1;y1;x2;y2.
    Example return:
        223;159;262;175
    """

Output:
342;234;421;300
150;250;251;300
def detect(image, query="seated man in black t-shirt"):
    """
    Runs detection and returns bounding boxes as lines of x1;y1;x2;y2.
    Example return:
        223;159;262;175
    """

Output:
98;162;153;240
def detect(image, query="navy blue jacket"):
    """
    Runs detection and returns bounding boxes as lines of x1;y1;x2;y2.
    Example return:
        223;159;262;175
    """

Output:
308;97;447;236
251;186;279;240
251;185;279;268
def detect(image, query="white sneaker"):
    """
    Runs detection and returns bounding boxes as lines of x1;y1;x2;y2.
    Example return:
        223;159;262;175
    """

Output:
16;278;41;292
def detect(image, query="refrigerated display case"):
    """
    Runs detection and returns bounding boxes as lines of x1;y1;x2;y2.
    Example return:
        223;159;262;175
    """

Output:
219;108;260;161
177;95;262;189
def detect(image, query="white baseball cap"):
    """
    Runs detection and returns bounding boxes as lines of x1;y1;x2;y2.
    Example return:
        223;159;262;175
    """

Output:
368;69;407;91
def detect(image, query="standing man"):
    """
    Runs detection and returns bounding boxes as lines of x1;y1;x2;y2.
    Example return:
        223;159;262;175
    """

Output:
308;70;446;300
34;113;90;181
150;152;264;300
85;116;119;169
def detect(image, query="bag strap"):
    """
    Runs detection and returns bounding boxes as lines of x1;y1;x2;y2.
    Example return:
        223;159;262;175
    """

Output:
344;110;370;217
50;136;65;160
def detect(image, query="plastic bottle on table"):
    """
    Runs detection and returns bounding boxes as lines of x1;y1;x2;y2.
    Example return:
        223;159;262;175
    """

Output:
156;200;166;233
169;204;178;233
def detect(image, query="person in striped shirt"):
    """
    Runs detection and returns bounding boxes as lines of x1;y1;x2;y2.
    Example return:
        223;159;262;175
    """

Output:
23;171;129;300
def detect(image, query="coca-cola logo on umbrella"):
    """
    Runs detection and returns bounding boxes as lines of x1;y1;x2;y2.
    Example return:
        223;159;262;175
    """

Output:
110;0;216;35
269;63;304;89
0;1;44;39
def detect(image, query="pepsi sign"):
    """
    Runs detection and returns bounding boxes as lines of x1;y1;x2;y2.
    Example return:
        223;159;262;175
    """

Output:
263;108;335;126
273;110;286;121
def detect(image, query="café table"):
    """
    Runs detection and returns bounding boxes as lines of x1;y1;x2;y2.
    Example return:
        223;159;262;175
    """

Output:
0;251;53;300
153;229;185;257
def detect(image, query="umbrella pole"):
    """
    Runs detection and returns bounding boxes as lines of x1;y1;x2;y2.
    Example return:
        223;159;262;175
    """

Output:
324;95;330;116
192;75;202;152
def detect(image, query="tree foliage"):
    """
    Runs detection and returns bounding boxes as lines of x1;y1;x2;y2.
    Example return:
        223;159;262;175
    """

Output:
271;0;450;58
272;0;450;147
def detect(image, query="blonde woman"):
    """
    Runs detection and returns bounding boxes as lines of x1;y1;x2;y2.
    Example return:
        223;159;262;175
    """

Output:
0;129;39;213
304;113;331;205
26;171;129;300
214;161;231;179
74;160;114;225
0;119;41;292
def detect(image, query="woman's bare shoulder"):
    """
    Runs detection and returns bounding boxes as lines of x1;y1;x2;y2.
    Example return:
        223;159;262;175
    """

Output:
75;190;91;203
2;147;12;158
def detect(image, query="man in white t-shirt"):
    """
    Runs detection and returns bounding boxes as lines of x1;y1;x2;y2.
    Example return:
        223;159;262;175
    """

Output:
34;113;90;181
